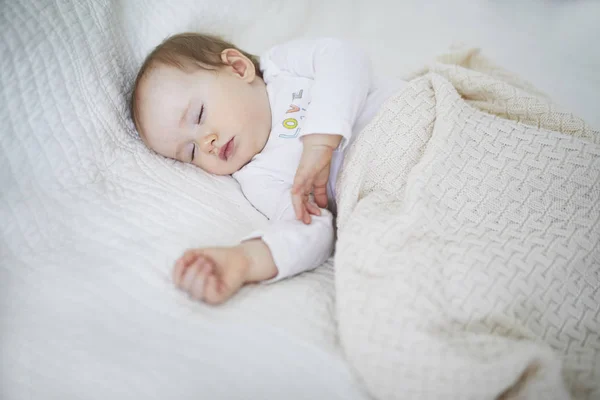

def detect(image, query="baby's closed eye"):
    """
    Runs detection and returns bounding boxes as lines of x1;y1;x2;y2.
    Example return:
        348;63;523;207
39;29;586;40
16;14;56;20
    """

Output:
197;105;204;125
190;143;196;162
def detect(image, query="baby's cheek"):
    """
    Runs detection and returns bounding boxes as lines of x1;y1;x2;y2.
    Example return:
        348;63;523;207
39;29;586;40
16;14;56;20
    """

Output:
201;159;230;176
197;159;215;174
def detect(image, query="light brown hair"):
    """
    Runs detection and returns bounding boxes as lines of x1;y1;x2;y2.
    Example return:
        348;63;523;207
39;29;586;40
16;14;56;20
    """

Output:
130;32;262;133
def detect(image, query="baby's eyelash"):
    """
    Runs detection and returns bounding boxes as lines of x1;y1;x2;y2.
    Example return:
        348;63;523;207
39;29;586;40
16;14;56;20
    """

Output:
190;143;196;162
197;105;204;124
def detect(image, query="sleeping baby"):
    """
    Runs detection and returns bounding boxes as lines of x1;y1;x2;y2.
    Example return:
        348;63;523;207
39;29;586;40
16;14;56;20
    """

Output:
131;33;405;304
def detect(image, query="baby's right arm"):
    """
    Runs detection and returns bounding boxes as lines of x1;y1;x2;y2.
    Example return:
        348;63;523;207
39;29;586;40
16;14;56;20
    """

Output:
239;177;335;283
260;38;373;223
172;175;335;304
172;239;278;305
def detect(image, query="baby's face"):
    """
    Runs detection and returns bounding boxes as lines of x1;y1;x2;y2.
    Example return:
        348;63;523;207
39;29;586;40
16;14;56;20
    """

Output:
136;63;271;175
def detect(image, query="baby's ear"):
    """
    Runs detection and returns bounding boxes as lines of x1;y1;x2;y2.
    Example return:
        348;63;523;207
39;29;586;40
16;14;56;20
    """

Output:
220;49;256;82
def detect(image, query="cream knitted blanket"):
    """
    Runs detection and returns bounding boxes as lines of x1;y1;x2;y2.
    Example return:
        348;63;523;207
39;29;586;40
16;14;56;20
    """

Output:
334;49;600;400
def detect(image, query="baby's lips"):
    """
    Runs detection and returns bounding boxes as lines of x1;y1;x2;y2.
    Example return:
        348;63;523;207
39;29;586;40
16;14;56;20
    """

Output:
218;142;227;160
219;138;234;160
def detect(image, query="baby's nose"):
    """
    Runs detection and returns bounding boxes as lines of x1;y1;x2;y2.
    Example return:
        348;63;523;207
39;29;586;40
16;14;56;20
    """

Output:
200;133;218;154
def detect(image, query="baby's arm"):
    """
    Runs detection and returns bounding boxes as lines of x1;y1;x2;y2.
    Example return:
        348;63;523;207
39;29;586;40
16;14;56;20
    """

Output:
173;177;334;304
261;38;372;221
292;133;341;223
172;239;277;305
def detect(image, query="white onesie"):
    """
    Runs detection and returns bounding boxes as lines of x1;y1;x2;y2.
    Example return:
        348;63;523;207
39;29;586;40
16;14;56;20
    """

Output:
232;38;406;282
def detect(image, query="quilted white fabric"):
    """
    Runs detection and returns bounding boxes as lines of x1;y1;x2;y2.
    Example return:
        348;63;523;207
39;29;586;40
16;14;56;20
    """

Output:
2;0;599;399
0;1;367;399
334;50;600;400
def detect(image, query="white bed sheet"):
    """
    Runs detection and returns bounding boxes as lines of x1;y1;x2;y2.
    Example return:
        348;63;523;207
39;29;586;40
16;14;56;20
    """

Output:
1;0;598;399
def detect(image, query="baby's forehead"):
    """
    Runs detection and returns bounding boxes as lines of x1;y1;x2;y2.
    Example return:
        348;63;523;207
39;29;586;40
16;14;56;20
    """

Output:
136;68;186;139
137;68;191;117
146;62;221;88
141;64;188;91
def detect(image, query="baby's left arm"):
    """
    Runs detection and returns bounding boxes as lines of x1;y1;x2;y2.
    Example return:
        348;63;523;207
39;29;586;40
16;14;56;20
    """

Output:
172;177;335;304
261;38;373;222
172;239;278;305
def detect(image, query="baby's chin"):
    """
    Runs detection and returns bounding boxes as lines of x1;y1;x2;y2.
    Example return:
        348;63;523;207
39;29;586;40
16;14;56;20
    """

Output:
228;150;260;174
204;166;237;176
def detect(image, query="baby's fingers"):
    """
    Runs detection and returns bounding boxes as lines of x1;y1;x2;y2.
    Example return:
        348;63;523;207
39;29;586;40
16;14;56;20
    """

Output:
180;258;202;292
293;174;314;204
302;203;311;225
291;190;307;223
305;201;321;217
292;166;310;194
189;262;213;301
203;272;242;306
173;249;204;285
313;184;328;209
172;261;186;287
203;274;228;305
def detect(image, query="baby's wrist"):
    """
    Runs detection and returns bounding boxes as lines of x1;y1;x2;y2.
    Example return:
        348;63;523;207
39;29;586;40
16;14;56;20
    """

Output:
302;133;342;149
238;240;278;283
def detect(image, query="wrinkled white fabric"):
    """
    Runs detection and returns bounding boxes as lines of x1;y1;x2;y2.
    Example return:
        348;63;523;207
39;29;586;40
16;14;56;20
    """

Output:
2;0;599;399
334;49;600;400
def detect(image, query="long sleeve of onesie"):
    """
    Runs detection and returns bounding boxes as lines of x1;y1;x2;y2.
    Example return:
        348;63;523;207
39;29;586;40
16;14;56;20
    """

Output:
234;38;372;282
260;37;372;151
239;176;335;283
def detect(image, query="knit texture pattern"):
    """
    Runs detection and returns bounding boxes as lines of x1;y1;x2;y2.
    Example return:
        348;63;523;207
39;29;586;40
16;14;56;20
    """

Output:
335;48;600;400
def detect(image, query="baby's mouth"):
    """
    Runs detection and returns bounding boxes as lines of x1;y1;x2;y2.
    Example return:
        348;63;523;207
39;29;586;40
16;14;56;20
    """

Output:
219;138;235;161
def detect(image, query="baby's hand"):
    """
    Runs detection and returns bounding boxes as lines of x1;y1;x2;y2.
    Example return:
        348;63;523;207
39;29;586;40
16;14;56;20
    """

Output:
172;247;249;305
292;134;342;224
